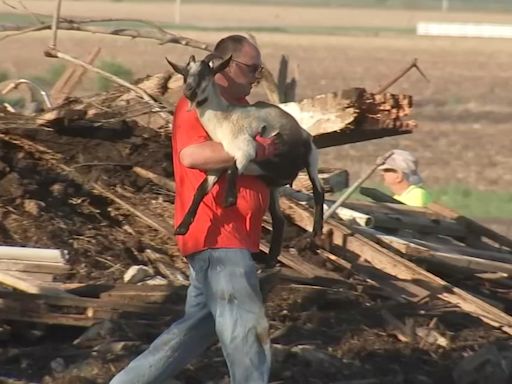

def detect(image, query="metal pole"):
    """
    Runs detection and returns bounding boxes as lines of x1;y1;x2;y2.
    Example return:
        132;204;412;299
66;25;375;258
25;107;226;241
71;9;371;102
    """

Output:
323;152;393;222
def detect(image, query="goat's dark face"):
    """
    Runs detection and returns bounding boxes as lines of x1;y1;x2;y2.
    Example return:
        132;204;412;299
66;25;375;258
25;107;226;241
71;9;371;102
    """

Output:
166;54;231;107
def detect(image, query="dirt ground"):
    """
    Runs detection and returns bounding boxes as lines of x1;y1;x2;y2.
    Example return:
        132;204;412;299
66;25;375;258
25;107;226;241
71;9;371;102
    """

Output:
1;3;512;383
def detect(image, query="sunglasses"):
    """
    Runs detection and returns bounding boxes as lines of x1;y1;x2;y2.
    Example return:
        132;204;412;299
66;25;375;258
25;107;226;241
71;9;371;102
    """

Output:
231;58;264;76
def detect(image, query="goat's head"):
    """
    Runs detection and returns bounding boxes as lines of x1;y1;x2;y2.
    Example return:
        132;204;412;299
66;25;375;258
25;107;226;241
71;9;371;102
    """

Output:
166;54;232;107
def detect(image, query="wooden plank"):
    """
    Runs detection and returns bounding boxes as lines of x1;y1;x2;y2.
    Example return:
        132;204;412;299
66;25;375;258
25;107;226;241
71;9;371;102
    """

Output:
331;200;465;236
344;200;441;218
0;271;76;298
428;202;512;251
50;46;102;105
407;238;512;263
4;271;55;282
313;127;411;149
0;289;178;314
0;307;97;327
0;245;68;263
100;284;180;304
277;267;352;288
360;229;512;275
280;197;512;335
0;260;70;274
370;212;465;237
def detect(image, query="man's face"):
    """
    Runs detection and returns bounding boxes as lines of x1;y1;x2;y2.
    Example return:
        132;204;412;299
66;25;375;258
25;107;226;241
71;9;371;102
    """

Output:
221;42;263;100
380;168;403;188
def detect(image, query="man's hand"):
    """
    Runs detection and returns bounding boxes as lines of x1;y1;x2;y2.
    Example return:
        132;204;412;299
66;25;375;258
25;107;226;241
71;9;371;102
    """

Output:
254;133;281;161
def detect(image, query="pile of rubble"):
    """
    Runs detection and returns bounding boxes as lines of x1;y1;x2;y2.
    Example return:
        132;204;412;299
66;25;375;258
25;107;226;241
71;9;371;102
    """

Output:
1;73;512;384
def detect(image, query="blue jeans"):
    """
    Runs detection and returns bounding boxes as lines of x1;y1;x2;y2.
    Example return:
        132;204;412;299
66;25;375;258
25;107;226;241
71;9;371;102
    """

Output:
109;248;271;384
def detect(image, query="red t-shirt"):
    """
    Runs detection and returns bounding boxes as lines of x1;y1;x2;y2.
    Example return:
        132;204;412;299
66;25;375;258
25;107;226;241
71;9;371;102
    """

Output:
172;96;270;257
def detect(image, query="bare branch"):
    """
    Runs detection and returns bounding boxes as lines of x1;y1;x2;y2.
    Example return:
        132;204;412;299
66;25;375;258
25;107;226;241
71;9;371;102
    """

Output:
69;17;170;36
0;12;211;51
43;47;171;124
0;23;49;42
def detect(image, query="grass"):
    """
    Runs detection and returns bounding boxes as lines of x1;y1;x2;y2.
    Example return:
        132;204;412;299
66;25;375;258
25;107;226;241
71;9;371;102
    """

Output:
430;185;512;220
29;62;66;89
96;60;134;91
348;183;512;220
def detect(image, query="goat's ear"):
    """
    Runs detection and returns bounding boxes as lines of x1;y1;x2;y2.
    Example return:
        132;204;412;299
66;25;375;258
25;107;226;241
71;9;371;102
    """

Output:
213;55;232;75
165;57;187;77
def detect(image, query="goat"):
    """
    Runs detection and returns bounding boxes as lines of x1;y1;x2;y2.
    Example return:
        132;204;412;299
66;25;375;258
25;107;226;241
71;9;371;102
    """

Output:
167;53;324;264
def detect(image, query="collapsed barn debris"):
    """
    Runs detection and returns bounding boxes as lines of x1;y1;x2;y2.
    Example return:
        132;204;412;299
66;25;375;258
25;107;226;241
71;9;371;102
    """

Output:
1;68;512;384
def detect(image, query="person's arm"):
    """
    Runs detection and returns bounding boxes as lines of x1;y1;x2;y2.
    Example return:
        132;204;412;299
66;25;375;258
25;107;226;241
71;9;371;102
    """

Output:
180;134;280;172
180;141;234;171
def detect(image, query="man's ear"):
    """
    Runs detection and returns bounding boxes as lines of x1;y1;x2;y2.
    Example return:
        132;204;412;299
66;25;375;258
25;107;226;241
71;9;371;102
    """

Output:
396;171;406;183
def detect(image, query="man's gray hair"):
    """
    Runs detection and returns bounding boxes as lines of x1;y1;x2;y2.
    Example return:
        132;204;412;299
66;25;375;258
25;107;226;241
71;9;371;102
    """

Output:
213;35;252;61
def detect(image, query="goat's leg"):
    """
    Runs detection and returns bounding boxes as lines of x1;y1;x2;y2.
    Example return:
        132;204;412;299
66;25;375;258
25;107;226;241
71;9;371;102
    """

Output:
175;173;221;235
267;187;285;268
221;135;258;207
306;145;325;237
223;164;239;208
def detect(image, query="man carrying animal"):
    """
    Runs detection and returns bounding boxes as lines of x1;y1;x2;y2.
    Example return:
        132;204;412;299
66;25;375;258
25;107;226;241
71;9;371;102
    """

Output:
109;34;279;384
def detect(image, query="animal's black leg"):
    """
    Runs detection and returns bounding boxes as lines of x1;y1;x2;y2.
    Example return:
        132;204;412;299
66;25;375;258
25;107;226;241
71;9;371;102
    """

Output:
175;173;220;235
306;146;325;237
223;164;239;208
267;188;285;268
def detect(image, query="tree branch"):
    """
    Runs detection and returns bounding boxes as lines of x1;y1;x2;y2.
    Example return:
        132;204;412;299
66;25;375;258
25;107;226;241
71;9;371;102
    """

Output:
0;18;211;51
43;47;172;125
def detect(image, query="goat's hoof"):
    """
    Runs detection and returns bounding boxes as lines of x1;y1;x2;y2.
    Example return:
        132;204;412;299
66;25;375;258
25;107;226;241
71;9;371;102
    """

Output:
264;256;278;269
290;232;315;251
314;229;333;250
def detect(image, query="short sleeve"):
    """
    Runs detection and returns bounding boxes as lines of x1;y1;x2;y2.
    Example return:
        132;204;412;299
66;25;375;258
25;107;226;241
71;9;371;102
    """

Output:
172;97;210;154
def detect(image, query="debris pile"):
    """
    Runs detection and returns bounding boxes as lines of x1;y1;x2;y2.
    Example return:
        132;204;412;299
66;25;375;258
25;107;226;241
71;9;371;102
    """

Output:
0;75;511;384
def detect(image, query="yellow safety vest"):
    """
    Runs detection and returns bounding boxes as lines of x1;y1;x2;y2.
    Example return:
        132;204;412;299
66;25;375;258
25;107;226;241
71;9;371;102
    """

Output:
394;185;432;207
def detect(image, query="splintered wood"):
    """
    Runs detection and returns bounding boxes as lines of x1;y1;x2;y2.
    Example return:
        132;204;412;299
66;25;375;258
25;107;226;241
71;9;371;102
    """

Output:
278;87;415;149
277;192;512;335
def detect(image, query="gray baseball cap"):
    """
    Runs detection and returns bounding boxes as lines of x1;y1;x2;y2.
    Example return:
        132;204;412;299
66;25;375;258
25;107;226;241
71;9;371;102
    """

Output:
377;149;423;185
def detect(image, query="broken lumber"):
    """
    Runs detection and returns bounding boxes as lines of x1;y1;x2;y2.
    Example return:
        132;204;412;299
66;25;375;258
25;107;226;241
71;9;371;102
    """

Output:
358;228;512;275
0;271;76;298
0;260;70;274
50;46;102;106
0;245;68;263
280;196;512;335
429;202;512;251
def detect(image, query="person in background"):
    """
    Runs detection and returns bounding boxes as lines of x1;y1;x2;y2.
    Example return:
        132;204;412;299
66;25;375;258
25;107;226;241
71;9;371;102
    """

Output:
377;149;432;207
109;34;277;384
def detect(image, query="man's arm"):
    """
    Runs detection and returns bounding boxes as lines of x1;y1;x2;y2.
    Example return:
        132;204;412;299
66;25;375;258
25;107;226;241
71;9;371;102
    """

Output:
180;135;280;172
180;141;234;171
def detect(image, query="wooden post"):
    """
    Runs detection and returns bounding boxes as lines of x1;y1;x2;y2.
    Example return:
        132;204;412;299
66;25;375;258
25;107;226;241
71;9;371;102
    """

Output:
49;0;63;50
50;47;102;105
175;0;181;25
